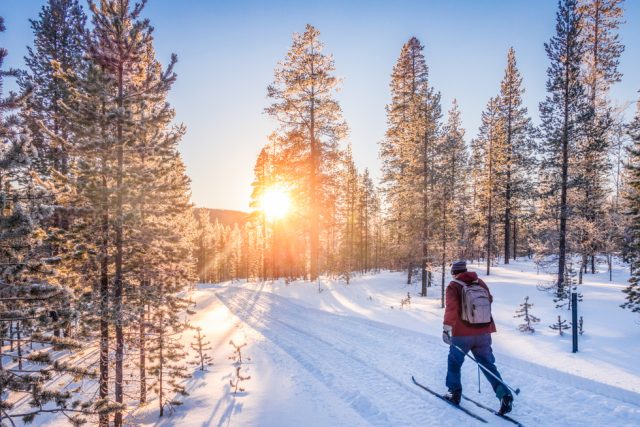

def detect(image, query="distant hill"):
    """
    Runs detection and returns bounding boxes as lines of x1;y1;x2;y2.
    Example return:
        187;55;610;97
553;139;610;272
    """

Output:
195;208;249;227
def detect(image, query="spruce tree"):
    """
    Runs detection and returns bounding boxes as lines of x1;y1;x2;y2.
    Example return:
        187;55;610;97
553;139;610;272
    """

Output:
514;296;540;333
575;0;625;274
0;15;94;426
623;99;640;314
498;48;535;263
21;0;86;177
472;97;506;275
436;100;467;307
265;24;348;281
380;37;441;294
539;0;589;295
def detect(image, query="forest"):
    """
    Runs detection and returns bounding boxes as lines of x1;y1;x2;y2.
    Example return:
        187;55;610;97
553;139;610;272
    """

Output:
0;0;639;426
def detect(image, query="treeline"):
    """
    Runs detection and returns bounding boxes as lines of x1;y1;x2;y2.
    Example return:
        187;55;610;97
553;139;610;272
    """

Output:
1;1;195;426
242;0;640;315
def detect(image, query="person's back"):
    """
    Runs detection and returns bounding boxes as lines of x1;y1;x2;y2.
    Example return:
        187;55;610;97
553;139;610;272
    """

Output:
442;260;513;415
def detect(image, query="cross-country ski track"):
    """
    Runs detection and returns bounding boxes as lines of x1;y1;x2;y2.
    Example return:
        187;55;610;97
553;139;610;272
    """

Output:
129;276;640;427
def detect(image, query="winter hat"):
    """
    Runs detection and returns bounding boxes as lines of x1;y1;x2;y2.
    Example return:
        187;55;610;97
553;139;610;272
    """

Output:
451;260;467;274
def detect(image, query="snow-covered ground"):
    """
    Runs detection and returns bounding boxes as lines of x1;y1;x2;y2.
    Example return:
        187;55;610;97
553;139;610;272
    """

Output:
122;258;640;427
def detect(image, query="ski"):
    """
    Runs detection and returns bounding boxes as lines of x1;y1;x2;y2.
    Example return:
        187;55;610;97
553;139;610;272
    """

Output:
411;376;488;423
462;394;524;427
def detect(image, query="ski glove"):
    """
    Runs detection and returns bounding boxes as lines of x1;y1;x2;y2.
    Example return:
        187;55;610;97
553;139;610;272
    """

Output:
442;324;453;345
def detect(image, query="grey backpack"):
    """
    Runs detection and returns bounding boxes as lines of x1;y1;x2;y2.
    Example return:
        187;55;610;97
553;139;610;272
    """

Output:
453;279;492;326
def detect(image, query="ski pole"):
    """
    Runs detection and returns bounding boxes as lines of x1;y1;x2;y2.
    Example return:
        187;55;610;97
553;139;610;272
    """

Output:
451;343;521;396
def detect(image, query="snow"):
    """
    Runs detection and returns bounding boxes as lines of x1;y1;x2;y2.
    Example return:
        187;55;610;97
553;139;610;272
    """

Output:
35;258;640;426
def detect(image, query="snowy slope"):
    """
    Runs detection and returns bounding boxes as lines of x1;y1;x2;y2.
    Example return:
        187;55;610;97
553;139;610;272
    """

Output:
125;258;640;427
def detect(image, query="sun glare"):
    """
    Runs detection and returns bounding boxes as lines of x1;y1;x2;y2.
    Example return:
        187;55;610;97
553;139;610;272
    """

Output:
262;186;291;220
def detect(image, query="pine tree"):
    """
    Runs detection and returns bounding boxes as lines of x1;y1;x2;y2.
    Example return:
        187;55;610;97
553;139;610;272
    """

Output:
21;0;86;178
473;97;506;275
549;315;571;335
623;99;640;314
58;60;120;426
539;0;589;296
265;24;348;281
436;100;467;307
359;169;377;273
191;327;213;371
380;37;441;295
575;0;625;274
147;278;191;417
497;48;536;263
338;145;359;283
0;15;94;426
514;296;540;333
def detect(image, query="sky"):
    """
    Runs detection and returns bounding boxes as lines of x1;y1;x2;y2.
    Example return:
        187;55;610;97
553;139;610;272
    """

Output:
3;0;640;212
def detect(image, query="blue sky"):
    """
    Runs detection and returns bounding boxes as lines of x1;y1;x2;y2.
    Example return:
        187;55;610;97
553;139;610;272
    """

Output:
3;0;640;211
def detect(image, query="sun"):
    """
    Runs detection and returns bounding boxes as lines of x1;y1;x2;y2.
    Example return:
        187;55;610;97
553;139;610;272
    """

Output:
261;185;291;220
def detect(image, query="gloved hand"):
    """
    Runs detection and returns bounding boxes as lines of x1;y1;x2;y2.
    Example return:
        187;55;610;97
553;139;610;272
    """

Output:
442;324;453;345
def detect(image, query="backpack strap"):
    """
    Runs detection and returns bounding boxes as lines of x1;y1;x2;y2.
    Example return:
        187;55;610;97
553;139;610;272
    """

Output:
452;279;470;287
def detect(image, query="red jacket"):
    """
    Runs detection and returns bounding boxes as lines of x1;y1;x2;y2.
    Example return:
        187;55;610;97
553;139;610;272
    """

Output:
443;271;497;336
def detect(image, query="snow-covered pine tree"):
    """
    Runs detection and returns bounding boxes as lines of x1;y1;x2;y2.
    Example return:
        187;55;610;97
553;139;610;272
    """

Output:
380;37;441;295
549;315;571;335
497;48;536;263
83;3;155;420
191;327;213;371
539;0;589;296
20;0;94;348
0;15;95;426
622;99;640;314
472;97;506;275
56;59;123;425
265;24;348;281
146;274;191;417
514;296;540;333
21;0;86;178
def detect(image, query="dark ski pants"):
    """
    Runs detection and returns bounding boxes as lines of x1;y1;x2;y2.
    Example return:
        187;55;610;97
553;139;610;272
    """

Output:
446;333;510;399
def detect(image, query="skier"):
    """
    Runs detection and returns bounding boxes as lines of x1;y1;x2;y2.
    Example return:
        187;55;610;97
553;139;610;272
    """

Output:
442;260;513;415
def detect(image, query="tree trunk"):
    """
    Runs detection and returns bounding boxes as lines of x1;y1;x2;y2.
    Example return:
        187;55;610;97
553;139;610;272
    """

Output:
139;302;147;404
99;138;110;427
504;102;513;264
513;218;517;260
557;53;570;297
309;63;319;281
16;321;22;370
487;124;494;276
158;307;164;417
114;62;125;427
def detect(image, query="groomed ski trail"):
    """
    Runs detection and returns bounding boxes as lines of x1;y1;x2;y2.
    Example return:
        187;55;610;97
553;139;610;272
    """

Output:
216;285;640;427
217;286;488;426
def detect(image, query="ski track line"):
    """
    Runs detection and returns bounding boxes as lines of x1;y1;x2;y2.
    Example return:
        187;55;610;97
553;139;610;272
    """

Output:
260;289;639;425
219;287;640;427
218;288;494;427
223;289;530;426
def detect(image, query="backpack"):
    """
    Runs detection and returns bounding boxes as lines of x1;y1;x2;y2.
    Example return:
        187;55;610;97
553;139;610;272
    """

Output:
452;279;492;327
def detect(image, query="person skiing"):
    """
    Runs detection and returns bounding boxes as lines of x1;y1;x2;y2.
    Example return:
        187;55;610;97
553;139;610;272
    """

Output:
442;260;513;415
